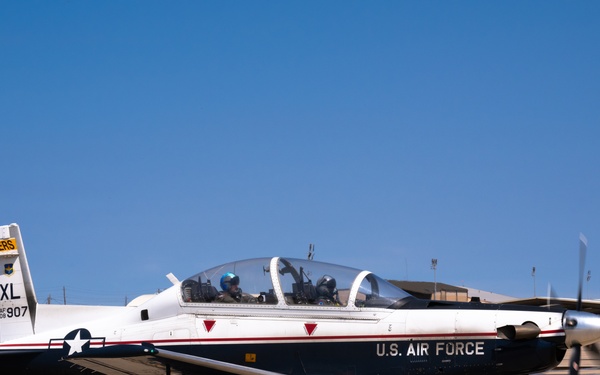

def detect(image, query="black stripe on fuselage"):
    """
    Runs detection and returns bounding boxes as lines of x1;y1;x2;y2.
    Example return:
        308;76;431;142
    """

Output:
0;335;566;375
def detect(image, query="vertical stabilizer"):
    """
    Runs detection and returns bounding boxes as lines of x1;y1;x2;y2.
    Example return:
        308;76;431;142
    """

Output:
0;223;37;342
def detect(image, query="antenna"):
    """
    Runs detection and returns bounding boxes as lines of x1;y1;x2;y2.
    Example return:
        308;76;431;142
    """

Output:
431;259;438;300
307;244;314;260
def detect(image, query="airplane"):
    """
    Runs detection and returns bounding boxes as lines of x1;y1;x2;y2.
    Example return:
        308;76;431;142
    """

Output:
1;222;600;375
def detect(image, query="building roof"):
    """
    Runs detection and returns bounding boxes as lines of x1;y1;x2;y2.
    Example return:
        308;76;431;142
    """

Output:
389;280;467;296
463;287;514;304
501;297;600;315
390;280;600;314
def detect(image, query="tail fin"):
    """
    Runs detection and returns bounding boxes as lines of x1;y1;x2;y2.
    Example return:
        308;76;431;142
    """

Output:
0;223;37;342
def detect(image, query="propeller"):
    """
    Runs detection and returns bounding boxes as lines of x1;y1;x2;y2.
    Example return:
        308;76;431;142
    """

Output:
569;345;581;375
546;283;558;310
568;233;588;375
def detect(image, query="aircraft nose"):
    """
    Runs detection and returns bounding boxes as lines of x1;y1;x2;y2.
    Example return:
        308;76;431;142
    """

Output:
563;310;600;348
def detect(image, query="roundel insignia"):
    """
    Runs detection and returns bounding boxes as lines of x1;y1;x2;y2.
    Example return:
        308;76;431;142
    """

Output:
62;329;92;356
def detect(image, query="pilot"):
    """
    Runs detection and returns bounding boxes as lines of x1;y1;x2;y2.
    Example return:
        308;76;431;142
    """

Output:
216;272;256;303
315;275;340;305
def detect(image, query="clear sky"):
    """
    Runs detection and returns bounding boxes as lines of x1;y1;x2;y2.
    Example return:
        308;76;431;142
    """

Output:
2;2;599;305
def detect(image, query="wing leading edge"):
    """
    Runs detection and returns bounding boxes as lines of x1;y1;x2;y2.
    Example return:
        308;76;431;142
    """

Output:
66;344;284;375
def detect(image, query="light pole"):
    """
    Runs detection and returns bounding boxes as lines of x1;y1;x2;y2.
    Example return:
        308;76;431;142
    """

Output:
587;270;591;299
532;266;536;297
431;259;438;300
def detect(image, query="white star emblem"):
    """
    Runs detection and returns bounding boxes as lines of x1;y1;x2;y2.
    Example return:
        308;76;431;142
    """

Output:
65;330;89;355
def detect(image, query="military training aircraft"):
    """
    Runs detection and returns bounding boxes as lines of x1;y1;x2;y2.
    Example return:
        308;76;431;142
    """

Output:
1;222;600;374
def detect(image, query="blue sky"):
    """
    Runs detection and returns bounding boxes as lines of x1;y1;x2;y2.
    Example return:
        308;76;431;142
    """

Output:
2;2;599;305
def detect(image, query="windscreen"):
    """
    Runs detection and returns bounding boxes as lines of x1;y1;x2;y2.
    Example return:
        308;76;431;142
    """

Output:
356;273;415;309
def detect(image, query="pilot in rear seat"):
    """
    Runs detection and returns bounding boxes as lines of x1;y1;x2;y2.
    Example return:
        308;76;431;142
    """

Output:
315;274;341;305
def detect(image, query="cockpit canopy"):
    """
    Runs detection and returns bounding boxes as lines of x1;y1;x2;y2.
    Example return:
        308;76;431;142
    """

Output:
181;257;414;309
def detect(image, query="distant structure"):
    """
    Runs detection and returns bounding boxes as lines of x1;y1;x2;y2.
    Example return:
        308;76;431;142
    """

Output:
389;281;469;302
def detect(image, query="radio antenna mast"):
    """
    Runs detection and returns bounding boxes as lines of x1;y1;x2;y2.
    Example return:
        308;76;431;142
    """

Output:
307;244;315;260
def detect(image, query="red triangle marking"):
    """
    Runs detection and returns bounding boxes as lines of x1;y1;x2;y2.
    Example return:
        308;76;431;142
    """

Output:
204;320;216;333
304;323;317;336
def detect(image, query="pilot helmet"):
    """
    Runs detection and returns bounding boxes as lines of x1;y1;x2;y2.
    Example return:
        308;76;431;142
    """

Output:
220;272;240;291
316;275;336;297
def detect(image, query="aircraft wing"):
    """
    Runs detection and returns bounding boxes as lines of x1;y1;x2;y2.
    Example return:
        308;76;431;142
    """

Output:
67;356;168;375
66;344;284;375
